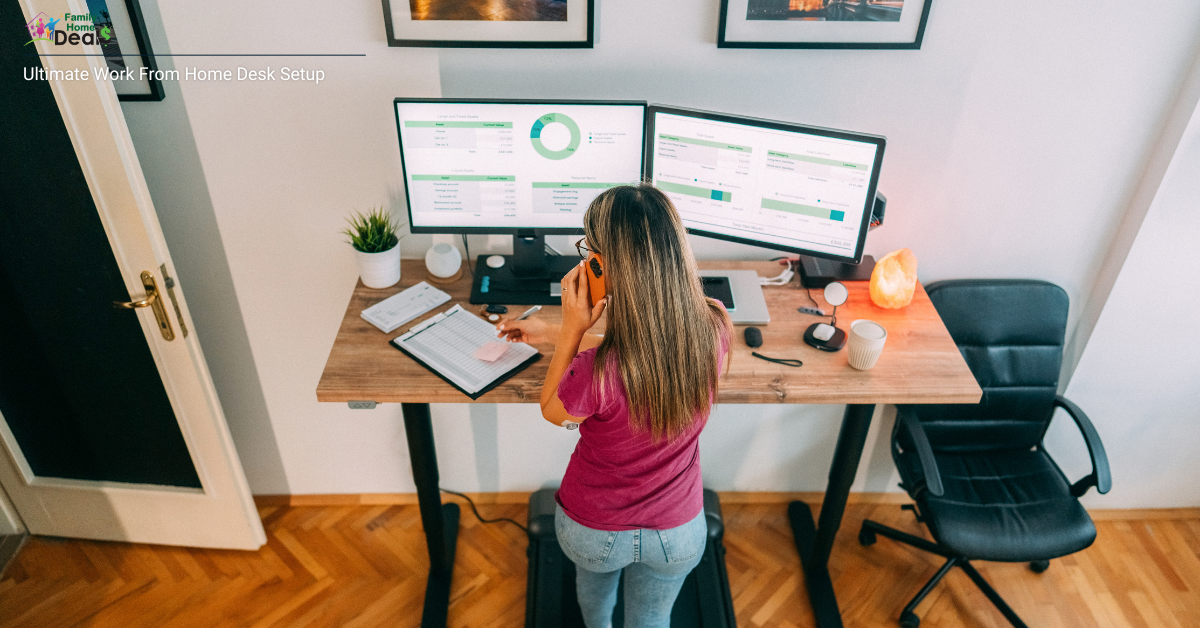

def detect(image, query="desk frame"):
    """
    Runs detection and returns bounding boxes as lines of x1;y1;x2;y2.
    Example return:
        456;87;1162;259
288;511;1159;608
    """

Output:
317;260;980;628
402;403;459;628
400;400;875;628
790;404;876;628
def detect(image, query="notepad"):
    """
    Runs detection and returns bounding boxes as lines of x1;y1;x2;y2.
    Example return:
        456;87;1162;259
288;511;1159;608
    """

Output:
390;304;541;399
360;281;451;333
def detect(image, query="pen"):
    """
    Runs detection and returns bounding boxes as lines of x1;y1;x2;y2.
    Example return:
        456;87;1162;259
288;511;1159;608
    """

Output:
515;305;542;321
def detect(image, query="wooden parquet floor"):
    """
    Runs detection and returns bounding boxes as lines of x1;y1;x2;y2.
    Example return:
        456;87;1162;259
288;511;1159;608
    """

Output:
2;498;1198;627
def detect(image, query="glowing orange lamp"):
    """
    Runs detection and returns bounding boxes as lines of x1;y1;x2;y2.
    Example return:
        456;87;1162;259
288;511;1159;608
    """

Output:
869;248;918;309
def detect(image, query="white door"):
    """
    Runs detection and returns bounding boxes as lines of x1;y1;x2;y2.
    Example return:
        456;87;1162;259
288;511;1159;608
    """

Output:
0;0;266;550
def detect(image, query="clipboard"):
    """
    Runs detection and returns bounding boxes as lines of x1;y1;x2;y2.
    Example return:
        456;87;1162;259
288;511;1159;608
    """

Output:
389;304;542;400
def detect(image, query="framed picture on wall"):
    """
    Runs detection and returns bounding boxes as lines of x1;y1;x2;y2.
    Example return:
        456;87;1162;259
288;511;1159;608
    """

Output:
382;0;593;48
718;0;933;49
92;0;165;101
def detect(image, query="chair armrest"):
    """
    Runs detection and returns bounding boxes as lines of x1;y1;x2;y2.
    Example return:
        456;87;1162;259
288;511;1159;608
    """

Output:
1054;395;1112;496
897;406;943;497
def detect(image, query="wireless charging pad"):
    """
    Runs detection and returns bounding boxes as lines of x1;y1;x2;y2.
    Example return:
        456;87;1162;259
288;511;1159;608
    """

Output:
804;281;848;352
804;324;847;352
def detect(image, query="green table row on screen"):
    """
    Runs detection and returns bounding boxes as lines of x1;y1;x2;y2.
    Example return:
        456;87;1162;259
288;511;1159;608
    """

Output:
766;150;868;170
658;180;732;202
411;175;516;181
531;182;623;189
658;134;752;153
761;198;844;221
405;121;513;128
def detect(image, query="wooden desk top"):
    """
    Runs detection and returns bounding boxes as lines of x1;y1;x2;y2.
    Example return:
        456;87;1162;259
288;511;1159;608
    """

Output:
317;260;981;405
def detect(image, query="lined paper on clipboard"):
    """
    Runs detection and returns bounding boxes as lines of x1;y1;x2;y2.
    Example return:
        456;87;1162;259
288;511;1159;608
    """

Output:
390;305;540;397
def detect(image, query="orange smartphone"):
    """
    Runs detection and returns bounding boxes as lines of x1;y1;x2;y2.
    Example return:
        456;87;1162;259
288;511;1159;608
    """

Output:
585;252;606;306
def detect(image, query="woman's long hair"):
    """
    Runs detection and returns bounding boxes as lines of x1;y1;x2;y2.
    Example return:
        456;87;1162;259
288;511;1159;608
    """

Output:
584;184;732;442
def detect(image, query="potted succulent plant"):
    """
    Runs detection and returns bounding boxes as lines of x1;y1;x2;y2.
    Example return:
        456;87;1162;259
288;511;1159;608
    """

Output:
343;206;405;289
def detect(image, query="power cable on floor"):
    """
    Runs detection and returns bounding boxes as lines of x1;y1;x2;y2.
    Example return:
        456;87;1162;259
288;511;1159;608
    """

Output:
440;487;528;533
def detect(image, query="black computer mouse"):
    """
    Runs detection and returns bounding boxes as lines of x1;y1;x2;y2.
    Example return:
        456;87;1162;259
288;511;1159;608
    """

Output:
744;327;762;348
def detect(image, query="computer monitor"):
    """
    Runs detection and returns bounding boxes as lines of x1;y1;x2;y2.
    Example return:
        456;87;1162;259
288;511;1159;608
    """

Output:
646;106;886;266
394;99;646;304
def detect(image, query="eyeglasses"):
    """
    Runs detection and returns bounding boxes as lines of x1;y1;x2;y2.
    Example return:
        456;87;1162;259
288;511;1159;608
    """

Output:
575;237;599;259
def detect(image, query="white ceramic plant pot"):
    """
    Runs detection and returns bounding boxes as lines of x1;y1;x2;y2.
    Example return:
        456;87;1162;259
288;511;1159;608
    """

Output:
356;244;401;289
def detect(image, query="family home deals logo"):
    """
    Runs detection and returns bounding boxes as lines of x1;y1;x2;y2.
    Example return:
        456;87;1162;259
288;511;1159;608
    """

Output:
26;11;113;46
25;9;149;82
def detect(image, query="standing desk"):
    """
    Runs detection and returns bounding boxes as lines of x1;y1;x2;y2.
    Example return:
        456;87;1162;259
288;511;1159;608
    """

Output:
316;259;981;628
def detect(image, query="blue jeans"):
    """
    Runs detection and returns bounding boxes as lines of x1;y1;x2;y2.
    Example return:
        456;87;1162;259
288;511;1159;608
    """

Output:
555;504;707;628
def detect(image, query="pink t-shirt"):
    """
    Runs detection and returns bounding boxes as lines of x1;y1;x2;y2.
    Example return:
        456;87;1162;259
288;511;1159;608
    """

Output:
555;334;728;531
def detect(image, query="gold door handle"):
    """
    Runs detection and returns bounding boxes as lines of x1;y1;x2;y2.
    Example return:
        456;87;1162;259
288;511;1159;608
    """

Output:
113;271;175;340
114;291;157;309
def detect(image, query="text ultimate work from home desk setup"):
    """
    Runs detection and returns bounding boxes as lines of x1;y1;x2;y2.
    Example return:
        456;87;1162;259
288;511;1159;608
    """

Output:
317;99;981;628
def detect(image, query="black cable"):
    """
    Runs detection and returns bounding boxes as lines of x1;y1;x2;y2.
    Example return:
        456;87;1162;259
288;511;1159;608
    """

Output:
751;352;803;367
461;234;475;279
440;487;527;533
803;285;821;309
770;256;820;308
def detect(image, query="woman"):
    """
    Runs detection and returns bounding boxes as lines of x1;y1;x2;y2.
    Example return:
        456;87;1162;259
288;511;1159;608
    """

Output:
498;184;731;628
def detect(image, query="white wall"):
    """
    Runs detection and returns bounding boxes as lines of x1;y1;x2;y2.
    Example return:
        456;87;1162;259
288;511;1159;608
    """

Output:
126;0;441;494
128;1;1200;502
1052;95;1200;509
439;1;1200;499
120;1;289;493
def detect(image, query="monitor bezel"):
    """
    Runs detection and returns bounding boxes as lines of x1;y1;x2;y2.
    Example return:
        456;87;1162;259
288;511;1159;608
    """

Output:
645;105;886;264
394;98;648;236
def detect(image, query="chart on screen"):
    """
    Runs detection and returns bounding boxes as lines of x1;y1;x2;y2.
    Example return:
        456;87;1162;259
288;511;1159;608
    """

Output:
396;102;645;230
651;112;880;259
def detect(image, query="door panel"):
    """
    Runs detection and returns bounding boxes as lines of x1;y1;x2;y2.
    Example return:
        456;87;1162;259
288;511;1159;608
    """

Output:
0;0;265;549
0;41;200;487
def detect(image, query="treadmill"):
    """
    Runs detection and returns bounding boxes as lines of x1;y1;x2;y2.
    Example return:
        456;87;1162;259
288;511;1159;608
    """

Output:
525;488;737;628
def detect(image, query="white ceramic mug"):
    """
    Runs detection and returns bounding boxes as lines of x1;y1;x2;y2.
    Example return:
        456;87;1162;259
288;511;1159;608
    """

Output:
848;320;888;370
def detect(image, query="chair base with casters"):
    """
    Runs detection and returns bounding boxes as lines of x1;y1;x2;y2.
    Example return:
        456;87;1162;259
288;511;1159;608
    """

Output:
860;514;1046;628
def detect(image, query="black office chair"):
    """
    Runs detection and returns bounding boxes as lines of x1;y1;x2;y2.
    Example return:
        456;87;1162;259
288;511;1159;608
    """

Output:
859;279;1111;628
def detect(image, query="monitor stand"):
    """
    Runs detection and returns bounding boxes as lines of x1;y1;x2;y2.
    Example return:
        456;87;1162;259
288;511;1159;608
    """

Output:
798;255;876;288
470;235;580;305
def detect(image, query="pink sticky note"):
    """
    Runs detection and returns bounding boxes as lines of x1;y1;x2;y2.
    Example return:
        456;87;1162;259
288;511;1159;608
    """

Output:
473;342;510;362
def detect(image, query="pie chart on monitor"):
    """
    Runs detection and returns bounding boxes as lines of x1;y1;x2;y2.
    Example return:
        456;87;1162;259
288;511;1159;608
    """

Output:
530;113;580;160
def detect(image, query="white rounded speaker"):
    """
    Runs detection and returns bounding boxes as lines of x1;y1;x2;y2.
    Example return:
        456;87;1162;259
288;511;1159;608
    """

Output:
425;243;463;283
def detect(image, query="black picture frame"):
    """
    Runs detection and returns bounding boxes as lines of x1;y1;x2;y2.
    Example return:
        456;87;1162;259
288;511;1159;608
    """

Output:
382;0;593;48
718;0;933;50
101;0;164;101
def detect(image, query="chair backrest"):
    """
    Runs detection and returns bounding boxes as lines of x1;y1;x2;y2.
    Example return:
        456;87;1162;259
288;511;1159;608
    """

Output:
907;279;1069;453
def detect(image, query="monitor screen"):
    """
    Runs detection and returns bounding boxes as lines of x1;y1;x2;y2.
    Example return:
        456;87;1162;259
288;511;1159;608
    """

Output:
647;107;885;263
395;99;647;234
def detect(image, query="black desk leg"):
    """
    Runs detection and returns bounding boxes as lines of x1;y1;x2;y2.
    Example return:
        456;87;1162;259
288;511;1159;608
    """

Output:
788;403;876;628
403;402;460;628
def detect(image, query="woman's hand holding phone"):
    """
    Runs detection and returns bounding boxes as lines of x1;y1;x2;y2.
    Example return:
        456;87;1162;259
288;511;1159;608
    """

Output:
560;262;607;339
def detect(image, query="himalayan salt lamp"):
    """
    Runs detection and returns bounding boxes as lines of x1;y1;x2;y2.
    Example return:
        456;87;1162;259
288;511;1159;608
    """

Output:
869;248;918;309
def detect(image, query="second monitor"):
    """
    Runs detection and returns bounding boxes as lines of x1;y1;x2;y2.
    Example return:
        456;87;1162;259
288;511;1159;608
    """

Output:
647;106;886;265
